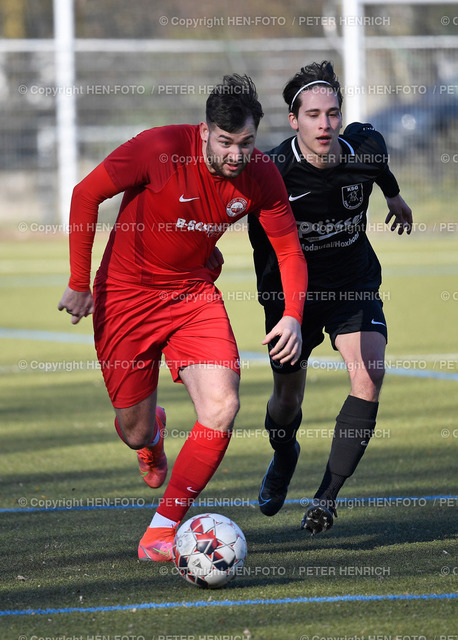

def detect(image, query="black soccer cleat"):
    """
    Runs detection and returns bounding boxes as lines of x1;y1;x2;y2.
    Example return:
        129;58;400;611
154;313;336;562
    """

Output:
301;499;337;536
258;441;300;516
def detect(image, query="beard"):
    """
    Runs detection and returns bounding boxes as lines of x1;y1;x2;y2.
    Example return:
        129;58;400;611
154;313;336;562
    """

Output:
204;139;250;178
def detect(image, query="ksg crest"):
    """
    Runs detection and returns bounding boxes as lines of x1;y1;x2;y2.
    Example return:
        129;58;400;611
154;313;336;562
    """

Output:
342;184;363;210
226;197;248;218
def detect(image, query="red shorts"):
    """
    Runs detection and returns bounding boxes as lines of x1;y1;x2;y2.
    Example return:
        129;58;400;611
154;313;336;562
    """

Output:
93;277;240;408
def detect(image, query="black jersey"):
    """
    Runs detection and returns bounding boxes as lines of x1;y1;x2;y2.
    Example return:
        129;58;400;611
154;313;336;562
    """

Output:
248;122;400;296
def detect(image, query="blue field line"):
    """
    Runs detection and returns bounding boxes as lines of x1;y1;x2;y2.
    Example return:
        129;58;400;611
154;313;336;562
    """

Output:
1;327;458;381
2;327;458;380
0;327;93;344
385;367;458;381
1;591;456;617
1;495;456;514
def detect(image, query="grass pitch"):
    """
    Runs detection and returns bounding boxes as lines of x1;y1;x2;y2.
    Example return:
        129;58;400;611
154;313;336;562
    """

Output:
0;228;457;638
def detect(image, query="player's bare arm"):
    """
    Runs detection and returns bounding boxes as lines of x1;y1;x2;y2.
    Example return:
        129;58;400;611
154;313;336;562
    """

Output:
385;193;413;235
262;315;303;365
58;287;94;325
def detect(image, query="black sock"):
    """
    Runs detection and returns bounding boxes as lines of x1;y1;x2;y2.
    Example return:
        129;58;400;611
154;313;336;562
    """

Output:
315;395;378;502
265;406;302;459
314;464;345;505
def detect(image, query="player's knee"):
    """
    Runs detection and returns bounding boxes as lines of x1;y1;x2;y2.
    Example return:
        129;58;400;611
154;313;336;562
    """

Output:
117;416;155;450
203;393;240;432
273;388;303;417
370;363;385;389
220;393;240;430
350;363;385;399
363;358;385;390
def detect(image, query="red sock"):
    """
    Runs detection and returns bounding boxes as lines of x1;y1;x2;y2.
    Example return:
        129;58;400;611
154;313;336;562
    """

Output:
157;421;232;522
114;416;158;448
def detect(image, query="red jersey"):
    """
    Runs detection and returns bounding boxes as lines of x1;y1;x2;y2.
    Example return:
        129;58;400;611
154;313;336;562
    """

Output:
68;124;307;322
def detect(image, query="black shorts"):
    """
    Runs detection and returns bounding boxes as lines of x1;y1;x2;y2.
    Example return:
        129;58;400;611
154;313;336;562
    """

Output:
265;290;387;374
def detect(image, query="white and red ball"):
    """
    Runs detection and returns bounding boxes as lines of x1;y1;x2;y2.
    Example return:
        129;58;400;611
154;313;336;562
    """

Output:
172;513;247;589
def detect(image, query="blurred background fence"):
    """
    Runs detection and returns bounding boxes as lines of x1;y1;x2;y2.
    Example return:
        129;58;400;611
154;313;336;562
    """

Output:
0;0;457;227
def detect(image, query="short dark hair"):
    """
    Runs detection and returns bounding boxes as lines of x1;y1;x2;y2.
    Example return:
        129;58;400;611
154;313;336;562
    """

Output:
283;60;343;116
206;74;264;132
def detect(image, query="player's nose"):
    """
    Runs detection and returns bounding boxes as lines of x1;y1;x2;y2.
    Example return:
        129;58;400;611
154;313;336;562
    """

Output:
227;146;244;161
318;115;331;129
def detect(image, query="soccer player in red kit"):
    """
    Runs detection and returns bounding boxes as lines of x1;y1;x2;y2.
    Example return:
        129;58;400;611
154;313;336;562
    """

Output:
58;74;307;561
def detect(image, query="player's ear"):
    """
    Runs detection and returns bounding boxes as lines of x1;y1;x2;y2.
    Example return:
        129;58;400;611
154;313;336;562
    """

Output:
199;121;209;143
288;112;299;131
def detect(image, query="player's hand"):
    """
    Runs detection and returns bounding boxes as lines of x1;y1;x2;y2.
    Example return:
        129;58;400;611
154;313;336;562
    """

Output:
206;246;224;271
385;194;413;235
58;286;94;325
206;246;224;281
262;315;302;365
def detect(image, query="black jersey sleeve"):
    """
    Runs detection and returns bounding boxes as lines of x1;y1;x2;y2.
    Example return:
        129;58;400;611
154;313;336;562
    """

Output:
247;138;295;300
375;167;400;198
247;211;282;303
344;122;400;198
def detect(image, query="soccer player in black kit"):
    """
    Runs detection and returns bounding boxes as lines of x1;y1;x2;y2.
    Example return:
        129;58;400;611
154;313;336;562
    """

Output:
248;61;413;534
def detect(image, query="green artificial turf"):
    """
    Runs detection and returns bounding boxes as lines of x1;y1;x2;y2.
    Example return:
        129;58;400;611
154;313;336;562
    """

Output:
0;231;457;638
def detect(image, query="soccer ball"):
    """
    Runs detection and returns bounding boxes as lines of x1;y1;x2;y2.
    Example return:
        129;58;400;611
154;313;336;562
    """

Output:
172;513;247;589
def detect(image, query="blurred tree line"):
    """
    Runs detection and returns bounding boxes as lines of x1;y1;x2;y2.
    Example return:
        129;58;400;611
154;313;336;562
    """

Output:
1;0;456;39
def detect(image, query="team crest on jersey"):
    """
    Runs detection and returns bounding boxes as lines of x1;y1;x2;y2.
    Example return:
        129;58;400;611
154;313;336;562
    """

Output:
226;197;248;218
342;184;363;210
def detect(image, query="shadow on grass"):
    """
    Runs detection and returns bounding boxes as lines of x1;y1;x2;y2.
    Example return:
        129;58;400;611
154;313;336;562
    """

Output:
1;496;456;612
